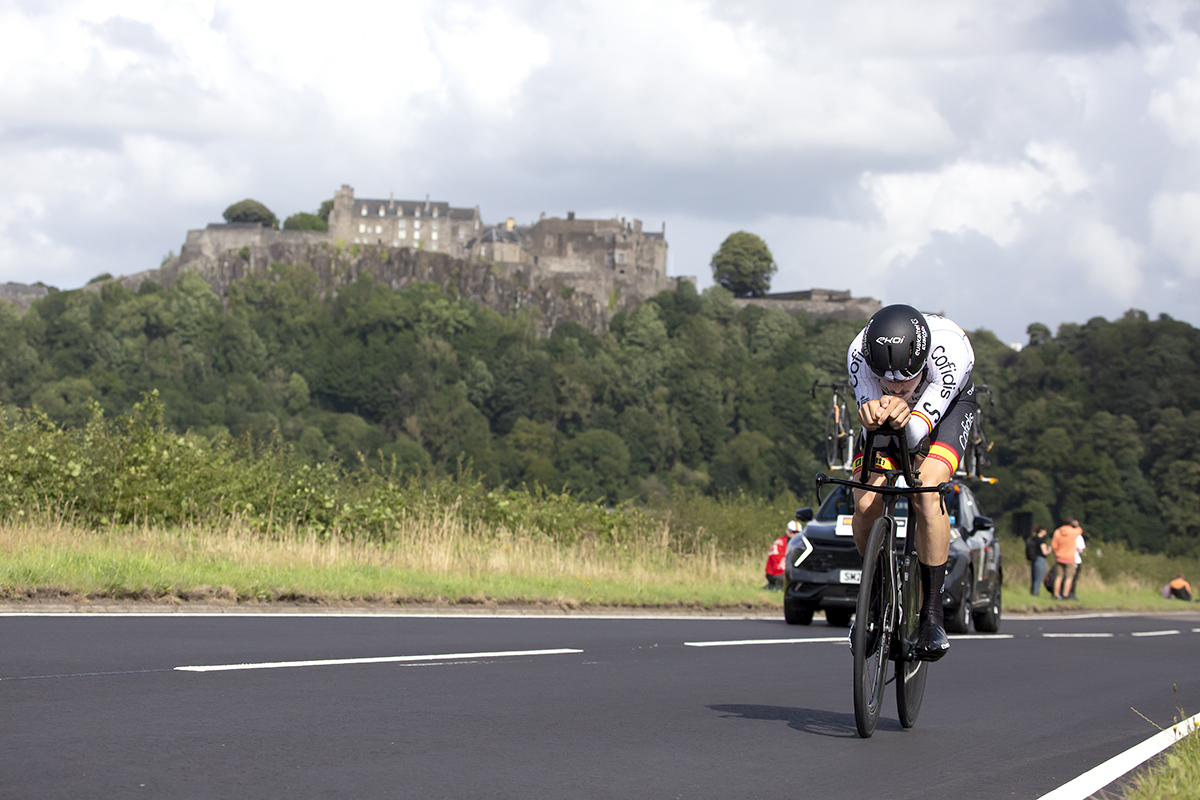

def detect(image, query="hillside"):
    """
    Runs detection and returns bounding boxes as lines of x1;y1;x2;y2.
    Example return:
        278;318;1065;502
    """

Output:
1;268;1198;557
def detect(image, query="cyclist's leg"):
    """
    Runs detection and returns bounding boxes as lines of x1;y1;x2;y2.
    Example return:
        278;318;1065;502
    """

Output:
909;391;975;661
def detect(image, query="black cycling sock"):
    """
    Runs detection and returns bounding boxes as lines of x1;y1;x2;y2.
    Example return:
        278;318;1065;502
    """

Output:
919;560;947;626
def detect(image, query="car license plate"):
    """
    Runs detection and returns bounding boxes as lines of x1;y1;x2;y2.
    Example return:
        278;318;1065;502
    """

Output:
840;570;862;584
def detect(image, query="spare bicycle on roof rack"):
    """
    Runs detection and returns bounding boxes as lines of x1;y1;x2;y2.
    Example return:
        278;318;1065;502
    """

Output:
811;378;855;473
958;384;997;484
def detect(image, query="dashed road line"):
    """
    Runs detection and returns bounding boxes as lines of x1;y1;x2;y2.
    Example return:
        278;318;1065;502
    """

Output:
685;637;844;647
947;634;1013;640
1130;630;1180;637
1043;633;1113;638
175;648;583;673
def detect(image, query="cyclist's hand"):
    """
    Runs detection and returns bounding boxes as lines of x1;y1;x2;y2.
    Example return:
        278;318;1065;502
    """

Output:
858;399;885;430
859;397;910;431
878;395;911;429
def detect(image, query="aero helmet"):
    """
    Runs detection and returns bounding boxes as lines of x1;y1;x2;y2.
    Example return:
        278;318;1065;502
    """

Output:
861;304;930;381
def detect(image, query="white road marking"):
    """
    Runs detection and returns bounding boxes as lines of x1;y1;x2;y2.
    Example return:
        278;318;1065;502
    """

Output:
1193;628;1200;633
946;634;1013;640
685;637;845;647
1038;712;1200;800
1043;633;1113;638
1130;630;1180;637
175;648;582;672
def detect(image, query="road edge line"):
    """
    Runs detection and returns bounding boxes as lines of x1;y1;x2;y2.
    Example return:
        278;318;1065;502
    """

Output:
1037;712;1200;800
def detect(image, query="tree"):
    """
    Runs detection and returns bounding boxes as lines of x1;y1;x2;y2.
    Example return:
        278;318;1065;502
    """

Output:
710;232;776;297
318;199;334;222
223;199;278;229
283;212;328;231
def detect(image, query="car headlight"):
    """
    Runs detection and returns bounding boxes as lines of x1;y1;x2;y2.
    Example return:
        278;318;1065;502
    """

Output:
792;535;814;568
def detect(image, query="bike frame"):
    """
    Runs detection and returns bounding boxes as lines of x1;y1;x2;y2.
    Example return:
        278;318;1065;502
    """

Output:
815;426;952;736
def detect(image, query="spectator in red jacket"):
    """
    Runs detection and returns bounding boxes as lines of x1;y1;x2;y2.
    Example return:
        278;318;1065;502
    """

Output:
764;531;788;591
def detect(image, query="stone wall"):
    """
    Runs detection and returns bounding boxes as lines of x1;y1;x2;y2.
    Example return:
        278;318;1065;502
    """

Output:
114;235;611;336
520;215;674;313
731;288;881;322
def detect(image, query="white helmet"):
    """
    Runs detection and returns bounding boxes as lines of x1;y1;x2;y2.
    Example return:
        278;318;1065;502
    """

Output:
787;519;802;534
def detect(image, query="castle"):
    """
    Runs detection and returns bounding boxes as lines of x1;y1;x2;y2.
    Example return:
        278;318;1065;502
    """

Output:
3;184;879;331
325;185;676;307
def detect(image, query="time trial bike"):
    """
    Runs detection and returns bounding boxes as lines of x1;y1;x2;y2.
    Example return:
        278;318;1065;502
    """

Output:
816;425;953;738
959;384;996;484
811;379;855;472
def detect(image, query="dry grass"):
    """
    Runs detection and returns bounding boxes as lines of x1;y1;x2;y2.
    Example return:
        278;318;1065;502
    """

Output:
998;535;1200;613
0;511;774;608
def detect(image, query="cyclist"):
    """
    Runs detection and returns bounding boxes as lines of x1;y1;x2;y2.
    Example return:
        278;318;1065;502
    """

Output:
847;304;976;661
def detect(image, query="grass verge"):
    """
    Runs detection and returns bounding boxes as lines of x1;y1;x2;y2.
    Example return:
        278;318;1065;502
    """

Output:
0;517;784;610
1112;711;1200;800
997;535;1200;614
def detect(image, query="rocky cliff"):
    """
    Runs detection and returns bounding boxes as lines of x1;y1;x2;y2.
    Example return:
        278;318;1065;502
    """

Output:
114;229;612;335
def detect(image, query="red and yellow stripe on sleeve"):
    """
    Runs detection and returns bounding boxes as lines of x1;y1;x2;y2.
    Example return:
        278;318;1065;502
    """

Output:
911;409;934;438
926;441;959;473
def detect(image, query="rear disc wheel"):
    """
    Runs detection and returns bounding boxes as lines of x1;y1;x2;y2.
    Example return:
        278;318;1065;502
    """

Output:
896;546;927;728
853;517;894;739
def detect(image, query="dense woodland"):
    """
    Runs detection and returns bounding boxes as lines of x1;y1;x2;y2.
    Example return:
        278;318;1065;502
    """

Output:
1;265;1198;557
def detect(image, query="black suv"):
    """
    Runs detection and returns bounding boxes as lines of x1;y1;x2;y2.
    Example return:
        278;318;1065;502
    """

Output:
783;480;1002;632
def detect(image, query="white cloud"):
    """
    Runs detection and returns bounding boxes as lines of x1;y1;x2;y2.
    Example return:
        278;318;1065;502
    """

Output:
1066;218;1143;299
862;142;1091;268
1150;191;1200;277
0;0;1199;344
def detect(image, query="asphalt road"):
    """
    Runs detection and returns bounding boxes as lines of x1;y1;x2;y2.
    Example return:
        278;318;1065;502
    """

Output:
1;609;1197;799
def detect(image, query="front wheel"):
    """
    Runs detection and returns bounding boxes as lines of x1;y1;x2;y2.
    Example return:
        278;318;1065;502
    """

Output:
853;517;894;739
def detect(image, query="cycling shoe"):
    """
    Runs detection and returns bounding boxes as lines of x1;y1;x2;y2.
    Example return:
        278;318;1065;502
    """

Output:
915;619;950;662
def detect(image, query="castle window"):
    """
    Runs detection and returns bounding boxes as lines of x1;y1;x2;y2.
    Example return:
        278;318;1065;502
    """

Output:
359;223;366;233
458;228;465;238
398;219;406;228
375;225;382;234
398;229;407;238
432;231;438;241
432;221;438;230
415;207;421;217
606;253;614;266
546;235;553;247
378;206;385;216
433;208;439;218
361;206;367;216
475;220;480;230
615;251;627;265
414;220;421;230
393;239;399;247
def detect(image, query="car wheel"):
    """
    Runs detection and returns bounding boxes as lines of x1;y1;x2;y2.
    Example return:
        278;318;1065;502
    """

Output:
945;572;972;634
825;608;852;628
972;582;1002;633
784;601;814;626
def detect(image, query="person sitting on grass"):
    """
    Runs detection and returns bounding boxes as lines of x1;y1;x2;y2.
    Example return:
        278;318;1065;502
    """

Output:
1162;573;1193;602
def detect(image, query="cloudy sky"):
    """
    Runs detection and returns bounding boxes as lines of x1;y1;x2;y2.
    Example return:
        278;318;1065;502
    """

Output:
3;0;1200;343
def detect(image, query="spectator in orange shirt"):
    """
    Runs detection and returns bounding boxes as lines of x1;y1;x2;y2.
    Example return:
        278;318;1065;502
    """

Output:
1164;574;1192;602
1051;518;1083;600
